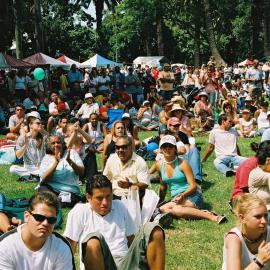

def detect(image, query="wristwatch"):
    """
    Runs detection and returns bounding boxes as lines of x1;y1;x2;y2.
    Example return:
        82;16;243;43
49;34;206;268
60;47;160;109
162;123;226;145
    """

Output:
253;258;264;268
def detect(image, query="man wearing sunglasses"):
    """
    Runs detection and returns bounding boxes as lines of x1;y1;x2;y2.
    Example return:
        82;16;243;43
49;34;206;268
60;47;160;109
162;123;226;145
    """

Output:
0;191;75;270
103;135;150;199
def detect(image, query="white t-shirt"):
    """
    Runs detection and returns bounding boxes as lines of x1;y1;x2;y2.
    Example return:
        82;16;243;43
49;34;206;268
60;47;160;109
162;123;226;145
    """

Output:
0;225;74;270
209;127;238;157
76;102;99;119
64;201;137;270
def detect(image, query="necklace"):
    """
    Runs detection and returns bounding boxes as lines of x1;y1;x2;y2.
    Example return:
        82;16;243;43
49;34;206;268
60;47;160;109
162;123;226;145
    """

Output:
242;233;264;244
164;157;177;164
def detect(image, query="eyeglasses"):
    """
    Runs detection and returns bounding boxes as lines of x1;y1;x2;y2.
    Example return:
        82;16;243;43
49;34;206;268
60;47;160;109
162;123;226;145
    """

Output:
161;143;175;148
30;212;57;224
115;144;129;150
169;124;180;127
51;141;61;145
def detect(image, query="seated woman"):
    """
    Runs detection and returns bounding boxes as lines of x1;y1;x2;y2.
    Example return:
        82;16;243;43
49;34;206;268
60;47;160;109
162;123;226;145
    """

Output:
39;135;84;207
82;112;106;152
121;113;140;148
102;120;134;168
150;135;226;224
248;146;270;221
222;194;270;269
137;100;158;131
254;100;270;136
67;121;98;182
194;91;213;131
9;116;47;182
238;108;256;137
221;101;239;126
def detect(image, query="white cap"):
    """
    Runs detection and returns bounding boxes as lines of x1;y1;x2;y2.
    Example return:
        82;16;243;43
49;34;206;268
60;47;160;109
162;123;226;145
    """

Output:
143;100;150;106
27;111;41;119
122;113;130;119
85;93;93;99
159;135;176;148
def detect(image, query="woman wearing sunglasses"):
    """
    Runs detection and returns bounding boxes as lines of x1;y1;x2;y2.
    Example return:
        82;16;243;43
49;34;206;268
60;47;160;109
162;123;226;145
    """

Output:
39;135;84;207
0;191;75;269
150;135;226;224
10;116;47;182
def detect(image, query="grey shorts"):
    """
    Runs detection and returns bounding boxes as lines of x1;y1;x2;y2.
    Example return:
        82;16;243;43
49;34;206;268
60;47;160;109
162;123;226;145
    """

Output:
81;222;164;270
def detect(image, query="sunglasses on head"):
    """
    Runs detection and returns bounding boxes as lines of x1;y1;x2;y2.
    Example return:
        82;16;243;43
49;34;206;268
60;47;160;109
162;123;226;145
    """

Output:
115;144;129;150
30;212;57;224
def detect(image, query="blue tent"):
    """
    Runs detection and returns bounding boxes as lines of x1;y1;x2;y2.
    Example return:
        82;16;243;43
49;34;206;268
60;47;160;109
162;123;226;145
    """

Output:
81;54;122;67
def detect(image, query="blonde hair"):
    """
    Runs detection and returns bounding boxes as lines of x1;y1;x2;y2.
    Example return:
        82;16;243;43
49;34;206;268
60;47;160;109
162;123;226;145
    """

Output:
110;120;127;137
232;194;266;228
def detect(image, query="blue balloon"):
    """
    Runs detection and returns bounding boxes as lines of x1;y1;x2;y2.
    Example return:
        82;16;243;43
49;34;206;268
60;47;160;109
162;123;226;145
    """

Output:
146;142;159;155
33;67;45;81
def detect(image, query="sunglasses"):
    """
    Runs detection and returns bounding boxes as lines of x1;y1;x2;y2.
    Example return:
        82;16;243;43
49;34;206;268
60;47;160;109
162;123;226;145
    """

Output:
30;212;57;224
169;124;180;127
51;141;61;145
161;143;175;148
115;144;129;150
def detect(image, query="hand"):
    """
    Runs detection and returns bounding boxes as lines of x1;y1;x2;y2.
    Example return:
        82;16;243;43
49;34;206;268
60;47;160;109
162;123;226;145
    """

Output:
54;147;61;163
66;148;71;163
173;194;185;204
257;240;270;264
73;121;80;132
118;178;130;189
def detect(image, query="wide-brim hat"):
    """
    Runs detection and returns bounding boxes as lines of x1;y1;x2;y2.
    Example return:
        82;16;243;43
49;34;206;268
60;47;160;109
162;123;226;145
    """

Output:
169;103;187;116
198;91;208;98
85;93;93;99
241;108;251;114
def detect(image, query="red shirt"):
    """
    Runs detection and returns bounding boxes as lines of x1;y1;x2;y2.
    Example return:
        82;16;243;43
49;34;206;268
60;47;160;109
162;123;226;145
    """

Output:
230;156;258;199
99;106;108;121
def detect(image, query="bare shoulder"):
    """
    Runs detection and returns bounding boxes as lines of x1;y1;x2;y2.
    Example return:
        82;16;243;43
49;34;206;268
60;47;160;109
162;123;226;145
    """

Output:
224;232;241;248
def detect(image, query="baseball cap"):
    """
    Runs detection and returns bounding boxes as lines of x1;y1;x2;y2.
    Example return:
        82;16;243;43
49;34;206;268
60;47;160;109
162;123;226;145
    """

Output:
143;100;150;106
167;117;180;126
27;111;41;119
122;113;130;119
159;135;177;148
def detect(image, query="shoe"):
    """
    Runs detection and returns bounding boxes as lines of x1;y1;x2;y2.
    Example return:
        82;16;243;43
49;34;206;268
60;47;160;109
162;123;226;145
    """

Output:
17;176;28;182
225;170;235;177
153;213;173;228
27;175;40;182
217;215;228;224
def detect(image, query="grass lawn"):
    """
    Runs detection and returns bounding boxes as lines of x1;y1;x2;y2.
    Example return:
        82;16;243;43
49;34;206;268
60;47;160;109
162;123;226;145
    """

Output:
0;131;260;269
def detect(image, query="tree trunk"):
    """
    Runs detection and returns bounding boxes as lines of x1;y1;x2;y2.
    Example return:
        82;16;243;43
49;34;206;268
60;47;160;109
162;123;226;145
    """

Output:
203;0;225;66
34;0;44;52
144;35;152;56
13;0;23;58
94;0;104;31
251;0;262;58
263;0;270;60
157;18;164;56
194;0;201;67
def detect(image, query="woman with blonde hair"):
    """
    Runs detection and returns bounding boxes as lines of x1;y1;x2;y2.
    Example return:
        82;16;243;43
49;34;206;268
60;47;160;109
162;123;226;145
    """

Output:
222;194;270;269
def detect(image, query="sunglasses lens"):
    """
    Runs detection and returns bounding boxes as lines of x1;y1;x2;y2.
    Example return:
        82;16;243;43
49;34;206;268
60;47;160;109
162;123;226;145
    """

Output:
32;213;57;224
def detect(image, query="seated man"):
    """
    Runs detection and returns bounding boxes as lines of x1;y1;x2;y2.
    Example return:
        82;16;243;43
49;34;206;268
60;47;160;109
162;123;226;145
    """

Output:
103;135;150;199
6;104;25;141
202;114;246;177
0;191;75;270
64;174;165;270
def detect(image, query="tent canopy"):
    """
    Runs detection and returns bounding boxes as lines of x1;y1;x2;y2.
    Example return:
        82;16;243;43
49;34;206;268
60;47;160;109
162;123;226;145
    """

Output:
238;59;254;66
57;55;81;68
81;54;121;67
24;53;70;68
0;53;33;69
133;56;170;67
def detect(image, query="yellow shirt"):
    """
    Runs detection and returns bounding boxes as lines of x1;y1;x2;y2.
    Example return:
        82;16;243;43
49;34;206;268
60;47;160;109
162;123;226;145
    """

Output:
103;153;150;197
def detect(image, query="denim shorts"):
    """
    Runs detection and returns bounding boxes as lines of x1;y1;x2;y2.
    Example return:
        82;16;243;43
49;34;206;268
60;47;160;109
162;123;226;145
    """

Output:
173;190;203;209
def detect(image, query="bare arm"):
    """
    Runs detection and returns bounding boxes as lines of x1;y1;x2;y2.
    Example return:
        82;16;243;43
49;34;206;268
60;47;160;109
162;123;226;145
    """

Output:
201;143;214;162
66;237;78;254
10;118;24;134
66;148;84;177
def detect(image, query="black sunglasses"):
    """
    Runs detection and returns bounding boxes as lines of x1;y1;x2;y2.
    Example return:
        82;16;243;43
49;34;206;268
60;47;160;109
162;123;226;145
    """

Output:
115;144;129;150
30;212;57;224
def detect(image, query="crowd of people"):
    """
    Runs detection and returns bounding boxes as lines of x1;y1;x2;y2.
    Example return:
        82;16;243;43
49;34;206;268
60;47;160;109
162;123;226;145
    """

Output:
0;56;270;268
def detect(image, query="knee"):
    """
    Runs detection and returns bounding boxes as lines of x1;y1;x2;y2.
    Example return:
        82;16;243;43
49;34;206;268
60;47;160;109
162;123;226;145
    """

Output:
149;226;165;244
9;165;16;174
86;237;102;251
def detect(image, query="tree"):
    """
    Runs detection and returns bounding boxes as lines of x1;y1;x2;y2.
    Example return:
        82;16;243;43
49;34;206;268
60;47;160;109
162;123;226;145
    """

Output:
13;0;23;58
203;0;225;66
34;0;44;52
263;0;270;60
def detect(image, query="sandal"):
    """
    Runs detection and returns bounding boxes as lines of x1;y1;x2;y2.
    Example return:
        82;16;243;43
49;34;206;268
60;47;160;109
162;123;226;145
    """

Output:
217;215;228;224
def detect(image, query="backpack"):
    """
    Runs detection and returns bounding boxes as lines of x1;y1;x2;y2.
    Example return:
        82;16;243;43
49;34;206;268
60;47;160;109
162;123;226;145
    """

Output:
0;193;63;229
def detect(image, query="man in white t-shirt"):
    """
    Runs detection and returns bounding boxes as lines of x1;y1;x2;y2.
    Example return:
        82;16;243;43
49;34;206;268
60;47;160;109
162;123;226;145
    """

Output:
64;174;165;270
0;191;74;270
202;114;246;177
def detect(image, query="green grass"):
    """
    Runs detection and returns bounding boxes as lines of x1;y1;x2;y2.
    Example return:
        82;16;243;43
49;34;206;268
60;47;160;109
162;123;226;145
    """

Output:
0;132;260;269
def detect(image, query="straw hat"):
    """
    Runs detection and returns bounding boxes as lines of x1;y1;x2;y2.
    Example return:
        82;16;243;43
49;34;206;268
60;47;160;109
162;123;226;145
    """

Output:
169;103;187;116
